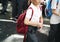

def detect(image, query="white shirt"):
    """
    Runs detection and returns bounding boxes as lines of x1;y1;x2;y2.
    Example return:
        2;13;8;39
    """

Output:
50;0;60;24
25;3;42;23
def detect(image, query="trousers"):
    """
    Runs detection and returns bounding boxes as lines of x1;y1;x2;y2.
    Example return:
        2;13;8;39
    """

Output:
26;26;38;42
48;24;60;42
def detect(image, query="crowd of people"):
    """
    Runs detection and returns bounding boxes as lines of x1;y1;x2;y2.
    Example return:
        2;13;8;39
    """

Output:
0;0;60;42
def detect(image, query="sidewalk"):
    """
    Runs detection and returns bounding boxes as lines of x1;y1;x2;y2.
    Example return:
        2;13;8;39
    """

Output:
0;18;50;42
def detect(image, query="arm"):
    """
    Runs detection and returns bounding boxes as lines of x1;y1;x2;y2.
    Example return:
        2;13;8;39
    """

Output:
51;0;60;16
24;9;40;27
38;15;43;28
24;18;40;27
40;16;43;25
52;9;60;16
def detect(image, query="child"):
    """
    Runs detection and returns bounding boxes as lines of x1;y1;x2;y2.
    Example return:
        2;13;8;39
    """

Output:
24;0;43;42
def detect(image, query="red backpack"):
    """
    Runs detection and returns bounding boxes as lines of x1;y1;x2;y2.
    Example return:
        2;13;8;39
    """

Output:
16;7;33;42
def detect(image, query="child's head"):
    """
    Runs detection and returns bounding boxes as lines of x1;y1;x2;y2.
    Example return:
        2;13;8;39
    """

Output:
31;0;41;5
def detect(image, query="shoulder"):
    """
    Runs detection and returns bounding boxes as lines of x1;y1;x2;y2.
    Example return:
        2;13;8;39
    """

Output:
51;0;57;9
26;8;32;13
26;3;34;13
25;6;33;19
26;7;33;16
28;3;35;9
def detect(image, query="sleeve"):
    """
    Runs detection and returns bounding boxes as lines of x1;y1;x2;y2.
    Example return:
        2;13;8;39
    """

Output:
25;9;32;19
51;0;57;9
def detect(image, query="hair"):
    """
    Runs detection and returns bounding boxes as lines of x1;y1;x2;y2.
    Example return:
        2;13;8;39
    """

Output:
28;0;31;6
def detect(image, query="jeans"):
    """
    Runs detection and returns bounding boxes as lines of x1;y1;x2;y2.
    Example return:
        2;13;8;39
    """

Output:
26;26;38;42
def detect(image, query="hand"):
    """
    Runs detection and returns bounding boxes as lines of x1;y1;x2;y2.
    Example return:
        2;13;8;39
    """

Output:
59;14;60;16
37;23;43;28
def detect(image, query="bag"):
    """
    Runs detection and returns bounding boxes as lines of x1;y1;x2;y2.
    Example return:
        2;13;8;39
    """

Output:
16;7;33;42
45;0;52;18
45;0;59;18
16;7;33;34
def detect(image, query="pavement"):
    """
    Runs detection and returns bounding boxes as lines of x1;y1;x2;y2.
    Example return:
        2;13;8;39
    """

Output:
0;2;50;42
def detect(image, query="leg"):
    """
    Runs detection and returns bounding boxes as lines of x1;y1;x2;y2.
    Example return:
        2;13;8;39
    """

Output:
48;24;58;42
16;0;24;18
23;0;28;10
1;0;8;14
26;26;38;42
16;0;28;18
11;0;17;18
55;23;60;42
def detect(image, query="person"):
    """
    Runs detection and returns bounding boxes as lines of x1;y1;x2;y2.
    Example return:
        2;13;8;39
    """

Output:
48;0;60;42
10;0;17;20
1;0;8;15
24;0;43;42
10;0;28;20
16;0;28;18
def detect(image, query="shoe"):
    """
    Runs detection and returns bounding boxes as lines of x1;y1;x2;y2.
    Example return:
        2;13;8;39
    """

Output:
10;17;13;20
10;17;17;21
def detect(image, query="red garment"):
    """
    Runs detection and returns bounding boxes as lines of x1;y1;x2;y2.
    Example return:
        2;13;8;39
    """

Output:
16;7;33;42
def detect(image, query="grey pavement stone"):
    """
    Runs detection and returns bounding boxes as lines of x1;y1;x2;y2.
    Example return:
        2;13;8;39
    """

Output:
0;21;17;42
0;21;50;42
3;34;24;42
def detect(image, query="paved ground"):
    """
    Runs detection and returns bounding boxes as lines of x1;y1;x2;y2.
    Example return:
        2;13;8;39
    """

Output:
0;20;50;42
0;2;50;42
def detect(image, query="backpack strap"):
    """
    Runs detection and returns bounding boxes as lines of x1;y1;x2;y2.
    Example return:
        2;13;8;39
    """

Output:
57;0;59;5
28;7;34;21
50;0;52;3
23;7;33;42
56;0;59;8
39;5;42;11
